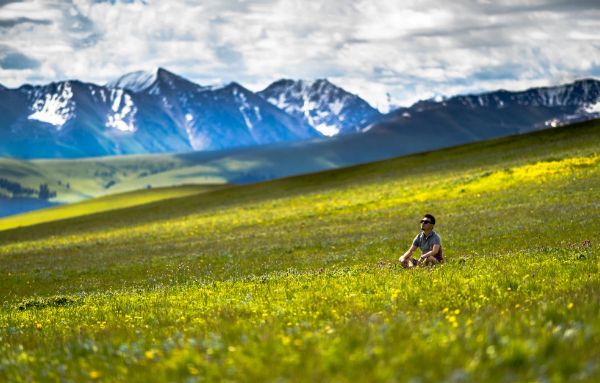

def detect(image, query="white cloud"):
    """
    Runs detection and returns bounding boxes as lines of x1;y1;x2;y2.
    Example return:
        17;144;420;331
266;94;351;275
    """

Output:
0;0;599;110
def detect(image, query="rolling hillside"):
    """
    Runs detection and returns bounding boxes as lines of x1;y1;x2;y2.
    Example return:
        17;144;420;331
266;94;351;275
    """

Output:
0;184;224;231
2;112;592;219
0;119;598;382
2;77;599;219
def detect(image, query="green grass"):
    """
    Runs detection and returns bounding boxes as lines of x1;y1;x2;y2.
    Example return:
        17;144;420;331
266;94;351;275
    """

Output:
0;154;228;204
0;184;224;231
0;120;599;382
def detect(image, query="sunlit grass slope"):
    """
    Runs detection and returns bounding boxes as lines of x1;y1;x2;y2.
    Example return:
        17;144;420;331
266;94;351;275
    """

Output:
0;184;224;231
0;154;227;204
0;120;599;382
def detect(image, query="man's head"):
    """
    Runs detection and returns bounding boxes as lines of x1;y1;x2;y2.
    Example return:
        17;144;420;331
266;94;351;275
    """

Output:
420;214;435;230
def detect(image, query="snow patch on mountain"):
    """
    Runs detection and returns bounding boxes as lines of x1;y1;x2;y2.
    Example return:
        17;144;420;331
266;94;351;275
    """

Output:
106;89;137;132
232;86;262;132
187;129;210;151
314;122;339;136
27;82;74;128
584;101;600;113
329;99;344;115
182;112;201;150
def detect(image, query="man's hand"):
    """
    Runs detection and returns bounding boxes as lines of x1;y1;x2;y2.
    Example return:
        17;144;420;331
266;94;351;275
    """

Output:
399;253;411;264
399;255;414;268
400;244;418;268
420;245;440;262
400;245;417;262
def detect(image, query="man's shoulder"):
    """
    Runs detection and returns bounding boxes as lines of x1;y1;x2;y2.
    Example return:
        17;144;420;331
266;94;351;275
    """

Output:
412;232;422;244
432;231;442;242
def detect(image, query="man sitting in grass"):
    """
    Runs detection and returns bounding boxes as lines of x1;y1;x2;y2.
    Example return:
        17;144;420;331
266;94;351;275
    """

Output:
399;214;444;268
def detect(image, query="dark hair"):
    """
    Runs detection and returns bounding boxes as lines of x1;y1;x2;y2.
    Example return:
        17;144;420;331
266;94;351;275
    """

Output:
423;214;436;224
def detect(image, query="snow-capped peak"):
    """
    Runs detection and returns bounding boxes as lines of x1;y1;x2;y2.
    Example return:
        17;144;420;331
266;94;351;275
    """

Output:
109;68;213;98
263;79;342;136
442;78;600;110
258;78;381;136
108;69;158;92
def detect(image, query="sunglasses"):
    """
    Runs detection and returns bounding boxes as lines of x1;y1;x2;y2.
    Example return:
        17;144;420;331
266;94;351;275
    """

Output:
420;220;432;224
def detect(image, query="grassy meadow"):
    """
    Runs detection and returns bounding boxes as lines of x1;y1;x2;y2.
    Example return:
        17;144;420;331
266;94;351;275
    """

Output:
0;154;227;205
0;184;224;232
0;120;599;382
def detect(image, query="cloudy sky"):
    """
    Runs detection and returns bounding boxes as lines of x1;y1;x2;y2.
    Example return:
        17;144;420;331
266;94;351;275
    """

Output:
1;0;599;110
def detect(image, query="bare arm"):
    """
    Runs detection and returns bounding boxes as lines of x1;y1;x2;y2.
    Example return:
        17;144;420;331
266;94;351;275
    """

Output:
420;244;440;260
399;244;417;262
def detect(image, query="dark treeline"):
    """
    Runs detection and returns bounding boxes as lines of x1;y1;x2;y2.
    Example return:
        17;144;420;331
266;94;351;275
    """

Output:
0;178;56;200
0;178;36;197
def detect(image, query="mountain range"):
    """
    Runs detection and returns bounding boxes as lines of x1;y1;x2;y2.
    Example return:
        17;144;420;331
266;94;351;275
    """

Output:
0;68;379;159
1;69;599;160
1;71;600;218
